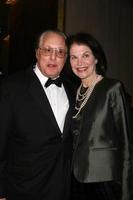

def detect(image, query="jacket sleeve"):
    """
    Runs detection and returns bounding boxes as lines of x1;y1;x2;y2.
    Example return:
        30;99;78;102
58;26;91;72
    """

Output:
0;82;12;198
110;81;133;200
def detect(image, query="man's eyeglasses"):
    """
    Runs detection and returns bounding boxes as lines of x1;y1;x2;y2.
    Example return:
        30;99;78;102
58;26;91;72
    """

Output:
39;47;67;58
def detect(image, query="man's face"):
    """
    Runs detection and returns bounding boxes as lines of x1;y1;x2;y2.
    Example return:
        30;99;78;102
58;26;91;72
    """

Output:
36;32;67;78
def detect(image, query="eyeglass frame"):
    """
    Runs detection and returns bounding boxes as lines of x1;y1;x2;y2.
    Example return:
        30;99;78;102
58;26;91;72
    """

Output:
38;46;67;58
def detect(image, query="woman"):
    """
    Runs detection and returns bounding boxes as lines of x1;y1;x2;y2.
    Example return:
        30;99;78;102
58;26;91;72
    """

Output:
67;33;132;200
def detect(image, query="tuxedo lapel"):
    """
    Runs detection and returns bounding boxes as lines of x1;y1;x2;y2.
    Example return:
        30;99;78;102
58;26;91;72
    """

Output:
62;108;71;138
62;80;74;138
26;68;61;134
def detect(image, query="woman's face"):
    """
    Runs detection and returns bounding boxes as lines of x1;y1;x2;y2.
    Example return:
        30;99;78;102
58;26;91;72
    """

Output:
70;43;98;80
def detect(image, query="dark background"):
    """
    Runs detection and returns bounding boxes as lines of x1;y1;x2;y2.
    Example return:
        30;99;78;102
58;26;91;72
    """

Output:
0;0;58;74
0;0;133;104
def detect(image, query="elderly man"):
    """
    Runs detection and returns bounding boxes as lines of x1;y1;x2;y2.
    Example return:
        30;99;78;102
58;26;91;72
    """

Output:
0;29;75;200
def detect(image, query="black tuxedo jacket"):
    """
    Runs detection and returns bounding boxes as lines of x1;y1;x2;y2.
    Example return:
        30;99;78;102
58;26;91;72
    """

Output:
0;67;75;200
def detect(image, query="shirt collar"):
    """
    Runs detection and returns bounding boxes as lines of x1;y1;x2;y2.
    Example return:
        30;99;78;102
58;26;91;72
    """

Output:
34;64;48;87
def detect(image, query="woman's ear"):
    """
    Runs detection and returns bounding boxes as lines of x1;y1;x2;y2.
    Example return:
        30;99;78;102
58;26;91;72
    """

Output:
95;59;98;64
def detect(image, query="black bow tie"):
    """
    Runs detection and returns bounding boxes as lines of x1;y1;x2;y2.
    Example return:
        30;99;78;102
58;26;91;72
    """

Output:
45;77;62;88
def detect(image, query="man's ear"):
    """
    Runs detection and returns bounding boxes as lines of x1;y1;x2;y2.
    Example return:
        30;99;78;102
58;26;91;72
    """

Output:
35;49;39;59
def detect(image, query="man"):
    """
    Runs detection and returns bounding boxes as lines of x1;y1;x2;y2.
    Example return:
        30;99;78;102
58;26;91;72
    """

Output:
0;30;75;200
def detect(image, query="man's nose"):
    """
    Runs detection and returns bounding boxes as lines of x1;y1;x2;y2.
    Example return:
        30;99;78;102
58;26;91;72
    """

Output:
50;50;56;60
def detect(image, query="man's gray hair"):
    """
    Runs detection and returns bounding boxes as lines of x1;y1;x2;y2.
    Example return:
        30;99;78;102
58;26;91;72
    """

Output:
35;29;67;49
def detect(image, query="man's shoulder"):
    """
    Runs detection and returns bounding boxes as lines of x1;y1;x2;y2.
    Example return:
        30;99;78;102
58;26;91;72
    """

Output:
1;66;34;87
0;68;35;98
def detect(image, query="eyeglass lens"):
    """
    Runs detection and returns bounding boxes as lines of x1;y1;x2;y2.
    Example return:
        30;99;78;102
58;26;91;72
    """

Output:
39;47;66;58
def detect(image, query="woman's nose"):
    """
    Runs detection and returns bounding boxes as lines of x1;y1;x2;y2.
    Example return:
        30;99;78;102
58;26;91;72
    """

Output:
77;58;82;66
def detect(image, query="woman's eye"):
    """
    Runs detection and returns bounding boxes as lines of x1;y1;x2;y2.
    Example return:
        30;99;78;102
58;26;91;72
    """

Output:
83;53;90;58
70;56;77;60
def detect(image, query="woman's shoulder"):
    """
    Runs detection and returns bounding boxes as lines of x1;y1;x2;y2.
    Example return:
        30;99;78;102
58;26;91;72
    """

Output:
103;77;120;84
102;77;123;88
97;77;126;95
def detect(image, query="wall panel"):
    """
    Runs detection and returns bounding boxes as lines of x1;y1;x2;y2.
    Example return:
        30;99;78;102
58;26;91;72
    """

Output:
65;0;133;101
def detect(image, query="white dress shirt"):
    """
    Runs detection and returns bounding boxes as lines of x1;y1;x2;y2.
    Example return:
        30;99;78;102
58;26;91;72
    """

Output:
34;65;69;133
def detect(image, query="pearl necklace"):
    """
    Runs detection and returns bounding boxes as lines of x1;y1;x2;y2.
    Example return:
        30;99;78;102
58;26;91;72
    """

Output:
73;75;103;118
